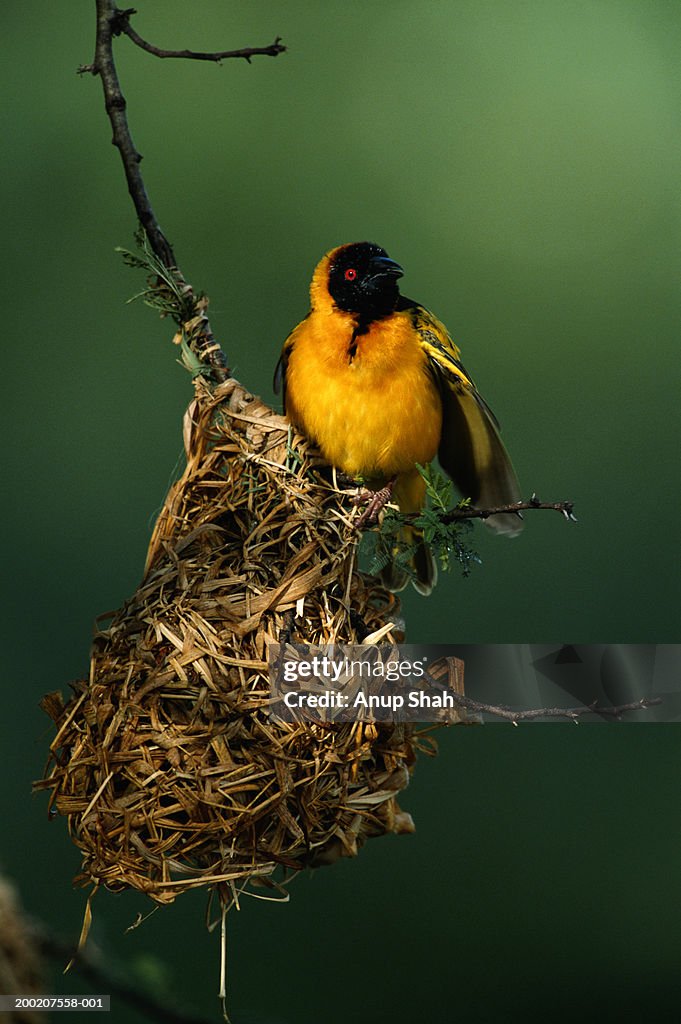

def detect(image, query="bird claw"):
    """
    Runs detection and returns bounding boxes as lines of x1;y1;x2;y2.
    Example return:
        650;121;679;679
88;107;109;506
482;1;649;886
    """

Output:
354;478;397;527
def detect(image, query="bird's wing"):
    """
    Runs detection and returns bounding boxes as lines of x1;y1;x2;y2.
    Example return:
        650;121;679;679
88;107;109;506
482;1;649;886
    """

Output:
273;317;306;409
273;345;288;406
274;310;316;409
406;300;524;535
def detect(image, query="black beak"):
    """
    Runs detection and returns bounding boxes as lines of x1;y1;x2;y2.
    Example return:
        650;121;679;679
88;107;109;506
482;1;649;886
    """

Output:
367;255;404;283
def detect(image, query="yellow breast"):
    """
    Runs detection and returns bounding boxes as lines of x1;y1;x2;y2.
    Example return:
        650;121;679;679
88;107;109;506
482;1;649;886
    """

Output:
285;309;442;480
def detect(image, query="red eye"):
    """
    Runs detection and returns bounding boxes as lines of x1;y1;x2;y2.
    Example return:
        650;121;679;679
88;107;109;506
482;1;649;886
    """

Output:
344;267;357;281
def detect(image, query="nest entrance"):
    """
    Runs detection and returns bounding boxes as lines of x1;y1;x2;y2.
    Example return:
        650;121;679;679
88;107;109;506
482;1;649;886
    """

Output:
39;376;429;907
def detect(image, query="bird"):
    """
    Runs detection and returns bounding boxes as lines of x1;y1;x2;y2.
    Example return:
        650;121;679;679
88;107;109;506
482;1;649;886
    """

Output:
274;241;523;595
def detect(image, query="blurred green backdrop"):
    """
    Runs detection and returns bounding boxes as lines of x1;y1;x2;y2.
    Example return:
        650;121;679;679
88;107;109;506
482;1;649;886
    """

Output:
2;2;680;1022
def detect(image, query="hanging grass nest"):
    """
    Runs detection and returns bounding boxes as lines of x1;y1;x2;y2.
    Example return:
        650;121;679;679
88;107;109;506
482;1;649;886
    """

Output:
38;372;442;908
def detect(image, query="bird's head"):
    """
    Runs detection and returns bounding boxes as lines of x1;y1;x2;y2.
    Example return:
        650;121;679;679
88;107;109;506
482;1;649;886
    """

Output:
313;242;404;320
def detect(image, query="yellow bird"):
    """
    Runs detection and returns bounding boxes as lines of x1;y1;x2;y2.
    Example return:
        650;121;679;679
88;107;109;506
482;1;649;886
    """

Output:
275;242;522;594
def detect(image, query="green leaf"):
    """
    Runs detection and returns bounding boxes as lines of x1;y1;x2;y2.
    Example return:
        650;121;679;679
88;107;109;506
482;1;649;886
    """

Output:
362;463;481;582
116;227;195;323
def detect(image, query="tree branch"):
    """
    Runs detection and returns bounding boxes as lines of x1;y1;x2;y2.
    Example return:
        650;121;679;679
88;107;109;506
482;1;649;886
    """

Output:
441;495;577;526
114;8;286;64
426;659;661;723
445;691;661;724
91;0;176;269
397;494;576;528
82;1;285;381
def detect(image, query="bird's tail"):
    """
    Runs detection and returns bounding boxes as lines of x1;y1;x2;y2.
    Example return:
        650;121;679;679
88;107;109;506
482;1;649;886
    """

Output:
379;523;437;595
379;471;437;596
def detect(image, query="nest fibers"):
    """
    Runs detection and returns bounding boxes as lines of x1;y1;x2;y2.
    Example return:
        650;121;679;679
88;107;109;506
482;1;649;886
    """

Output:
38;375;441;908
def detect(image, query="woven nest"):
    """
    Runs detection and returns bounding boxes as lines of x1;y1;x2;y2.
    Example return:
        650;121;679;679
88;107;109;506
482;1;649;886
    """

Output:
38;375;435;908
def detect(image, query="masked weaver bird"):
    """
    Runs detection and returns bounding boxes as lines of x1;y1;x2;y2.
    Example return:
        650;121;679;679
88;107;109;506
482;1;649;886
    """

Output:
275;242;522;594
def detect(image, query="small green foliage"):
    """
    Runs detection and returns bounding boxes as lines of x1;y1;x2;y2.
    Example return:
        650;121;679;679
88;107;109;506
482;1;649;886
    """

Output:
240;467;268;497
362;507;417;577
414;463;480;576
361;463;481;583
177;334;206;378
116;227;197;323
417;462;452;515
285;424;305;474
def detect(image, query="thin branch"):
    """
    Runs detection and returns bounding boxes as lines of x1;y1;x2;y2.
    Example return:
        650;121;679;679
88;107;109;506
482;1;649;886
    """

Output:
83;0;285;381
115;8;286;64
33;923;216;1024
91;0;175;268
443;495;576;525
398;495;576;527
445;691;661;724
426;660;661;724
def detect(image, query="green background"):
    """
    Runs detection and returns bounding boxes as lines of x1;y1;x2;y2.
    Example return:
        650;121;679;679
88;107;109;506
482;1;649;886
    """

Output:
3;2;680;1021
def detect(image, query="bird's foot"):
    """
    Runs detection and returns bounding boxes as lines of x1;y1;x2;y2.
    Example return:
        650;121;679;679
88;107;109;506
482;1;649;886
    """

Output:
354;477;397;527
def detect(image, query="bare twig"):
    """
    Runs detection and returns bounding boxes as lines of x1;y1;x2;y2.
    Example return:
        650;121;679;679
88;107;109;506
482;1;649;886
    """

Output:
33;923;215;1024
82;1;285;381
395;494;575;529
442;495;576;525
114;8;286;64
90;0;175;268
444;691;661;724
426;659;661;724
